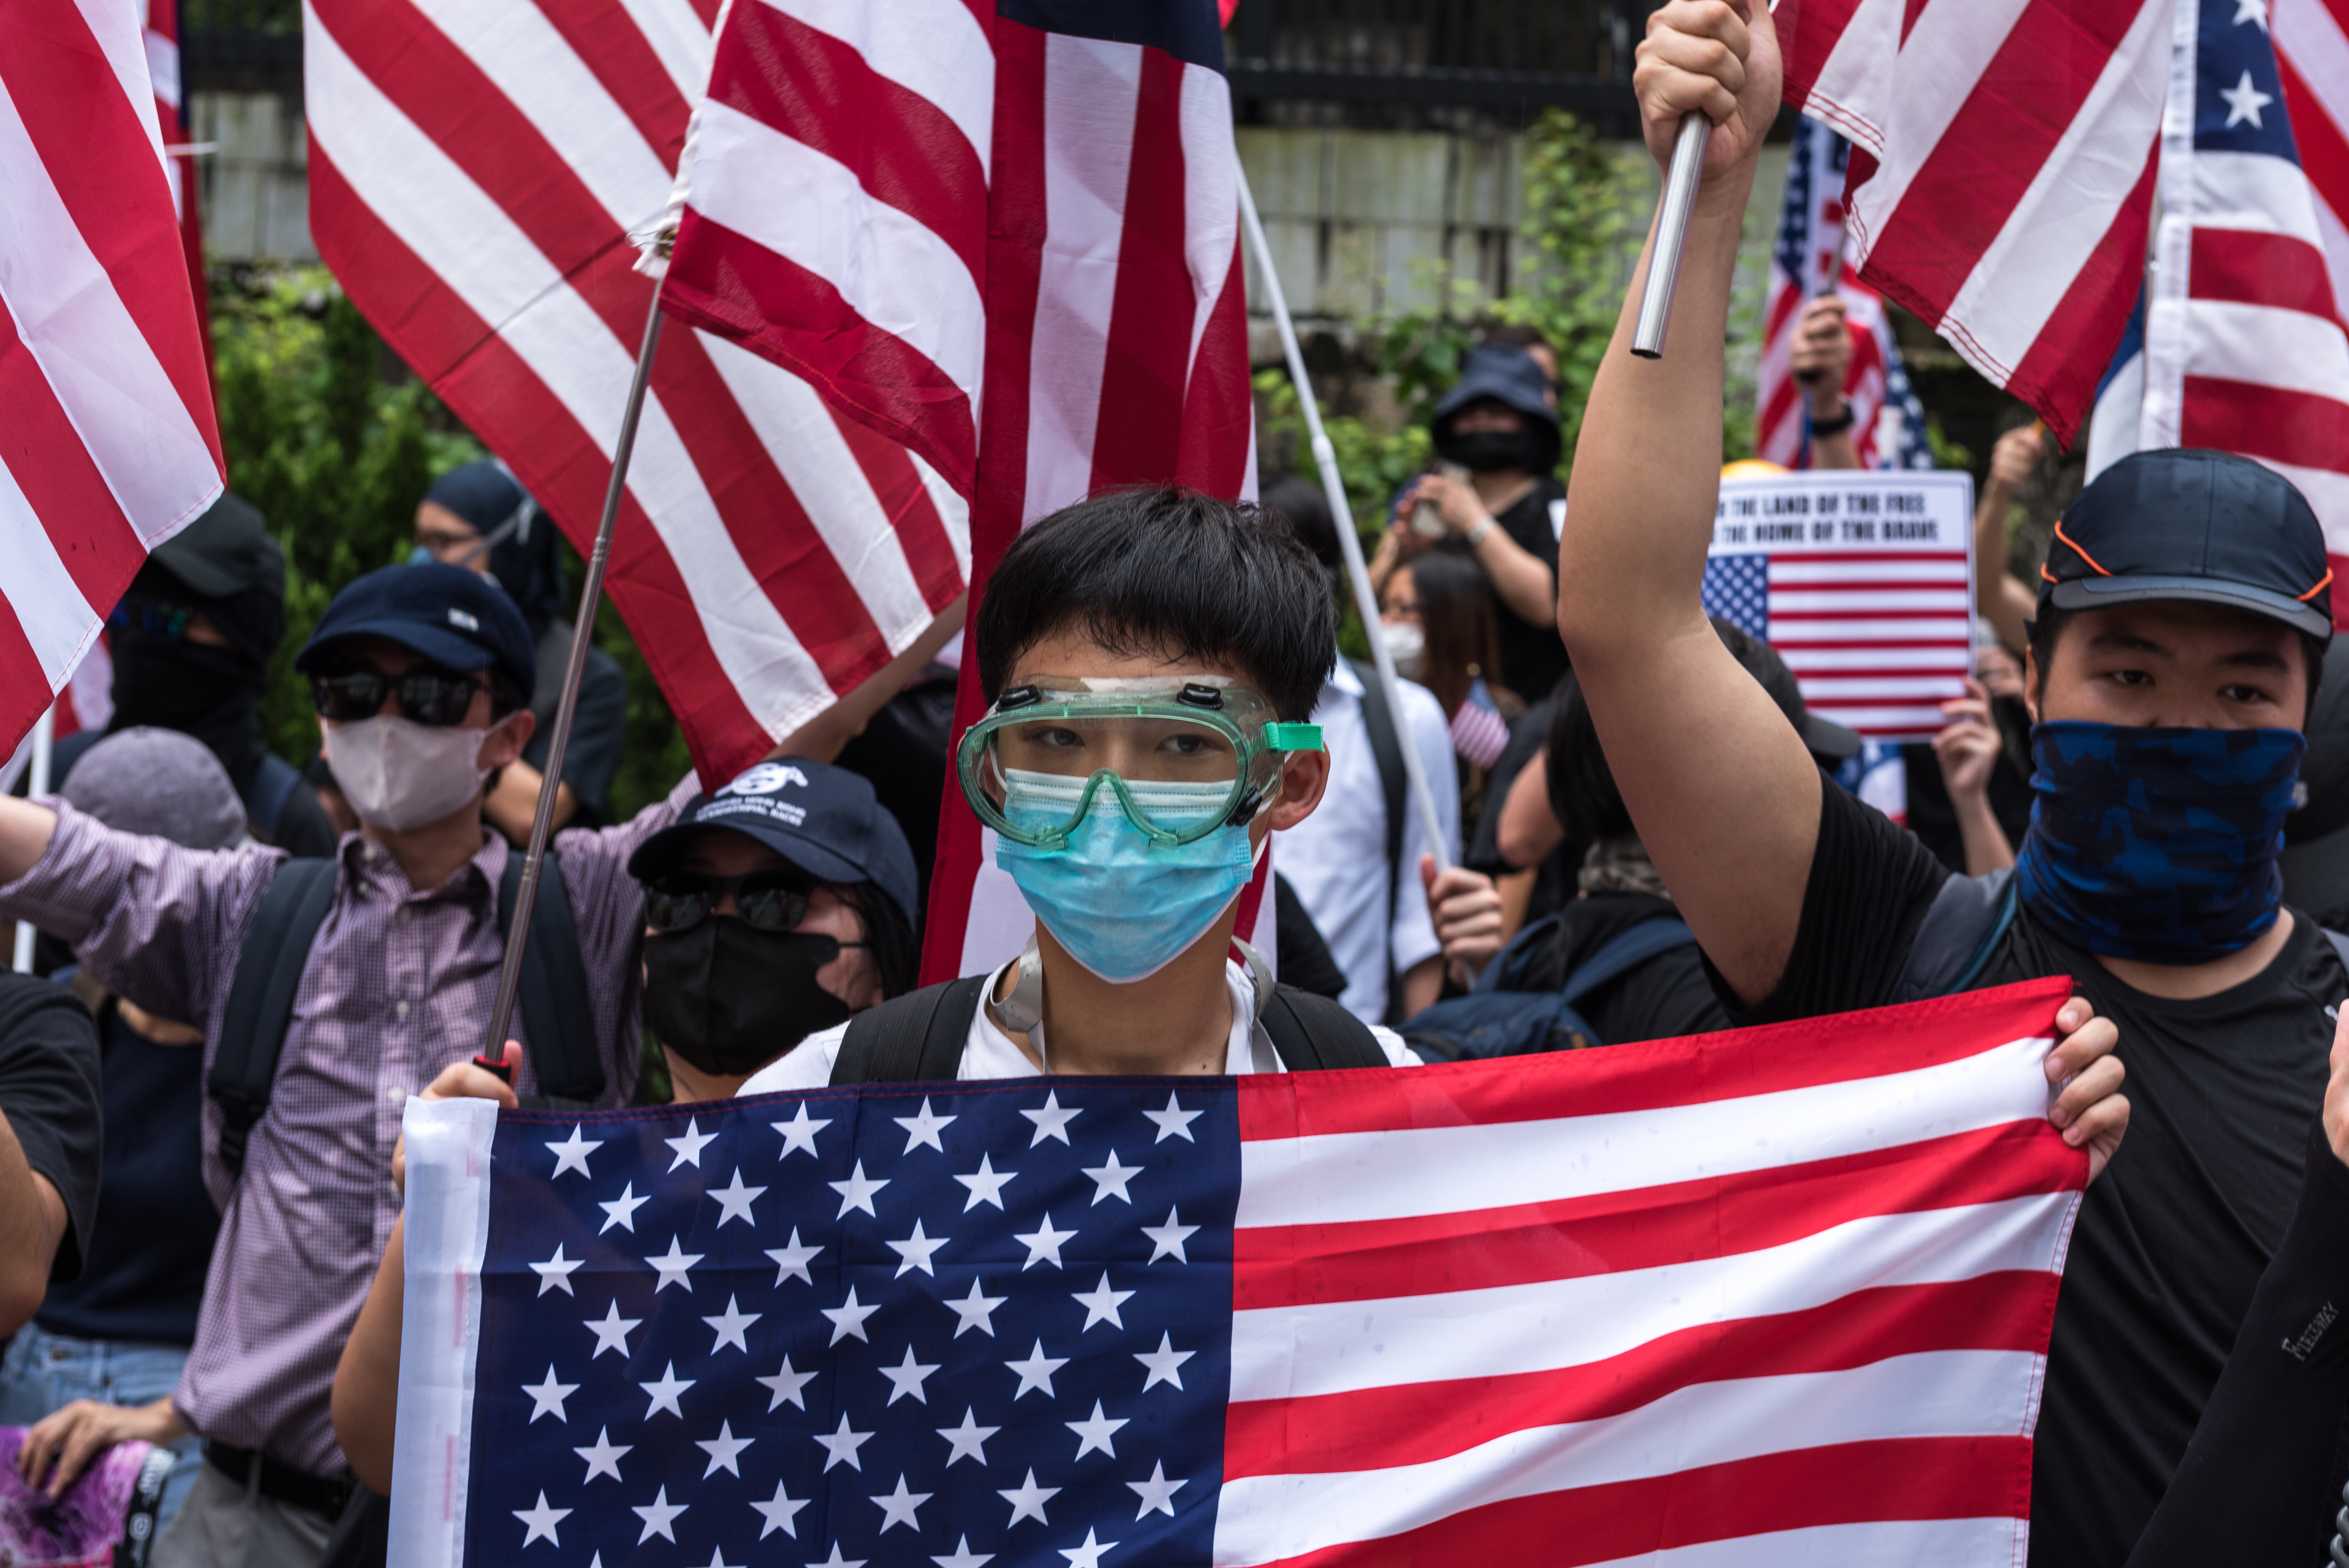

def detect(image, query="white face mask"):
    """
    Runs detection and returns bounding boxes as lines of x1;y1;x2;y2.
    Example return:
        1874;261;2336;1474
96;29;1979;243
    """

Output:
1381;620;1427;681
324;715;499;832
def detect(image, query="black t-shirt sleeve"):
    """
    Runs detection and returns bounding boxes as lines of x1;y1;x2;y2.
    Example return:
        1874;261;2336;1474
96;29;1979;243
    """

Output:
1711;773;1952;1025
2124;1118;2349;1565
0;972;102;1284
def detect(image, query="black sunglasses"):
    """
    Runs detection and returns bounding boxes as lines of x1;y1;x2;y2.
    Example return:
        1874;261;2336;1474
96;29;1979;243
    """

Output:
311;667;488;728
646;870;821;935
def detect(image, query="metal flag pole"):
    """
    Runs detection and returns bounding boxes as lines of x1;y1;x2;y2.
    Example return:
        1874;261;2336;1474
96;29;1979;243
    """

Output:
1236;165;1451;871
481;287;666;1060
11;705;54;973
1630;113;1711;359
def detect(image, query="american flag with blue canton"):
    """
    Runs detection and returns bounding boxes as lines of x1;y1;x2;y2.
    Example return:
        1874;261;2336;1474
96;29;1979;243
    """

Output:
393;980;2090;1567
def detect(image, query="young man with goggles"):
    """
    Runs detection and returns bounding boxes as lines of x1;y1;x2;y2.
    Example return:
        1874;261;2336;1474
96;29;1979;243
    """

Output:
0;561;701;1566
1562;3;2328;1557
742;487;1429;1090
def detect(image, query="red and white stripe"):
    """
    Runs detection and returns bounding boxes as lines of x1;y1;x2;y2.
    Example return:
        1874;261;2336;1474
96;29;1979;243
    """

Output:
1218;978;2083;1565
303;0;972;787
1772;549;1973;736
1758;275;1898;470
1779;0;2170;445
2275;0;2349;330
0;0;223;761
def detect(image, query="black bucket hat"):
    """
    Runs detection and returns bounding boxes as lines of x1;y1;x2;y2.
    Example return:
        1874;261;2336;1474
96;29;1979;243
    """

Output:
1430;347;1563;472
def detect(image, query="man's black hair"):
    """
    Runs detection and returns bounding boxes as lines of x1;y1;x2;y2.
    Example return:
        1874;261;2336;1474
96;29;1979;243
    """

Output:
2024;602;2326;723
1547;619;1813;841
974;487;1337;722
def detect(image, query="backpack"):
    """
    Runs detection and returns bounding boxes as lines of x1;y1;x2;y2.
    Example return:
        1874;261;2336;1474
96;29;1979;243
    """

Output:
1349;658;1408;1024
1401;911;1698;1062
206;847;604;1180
828;972;1390;1084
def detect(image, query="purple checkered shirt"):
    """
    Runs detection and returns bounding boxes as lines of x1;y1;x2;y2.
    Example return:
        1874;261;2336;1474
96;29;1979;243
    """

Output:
0;777;696;1477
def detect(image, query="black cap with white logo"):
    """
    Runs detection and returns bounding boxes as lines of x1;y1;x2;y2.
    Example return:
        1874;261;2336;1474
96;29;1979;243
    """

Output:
629;758;920;930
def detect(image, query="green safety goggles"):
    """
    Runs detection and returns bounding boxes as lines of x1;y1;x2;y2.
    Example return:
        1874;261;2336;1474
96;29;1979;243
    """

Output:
957;676;1323;848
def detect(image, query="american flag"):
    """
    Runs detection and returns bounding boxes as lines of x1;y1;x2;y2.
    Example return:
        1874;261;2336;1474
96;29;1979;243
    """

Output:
1447;679;1510;772
0;0;224;762
2273;0;2349;320
1703;473;1975;741
391;978;2084;1568
659;0;1258;984
1775;0;2170;444
2086;0;2349;597
303;0;972;788
1757;115;1932;474
144;0;210;374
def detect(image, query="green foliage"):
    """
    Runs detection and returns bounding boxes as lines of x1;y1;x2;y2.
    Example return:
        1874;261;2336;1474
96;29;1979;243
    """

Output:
210;267;690;819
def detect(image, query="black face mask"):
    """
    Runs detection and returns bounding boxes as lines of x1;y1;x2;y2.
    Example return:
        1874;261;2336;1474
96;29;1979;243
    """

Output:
108;632;269;791
1436;427;1544;474
641;920;857;1079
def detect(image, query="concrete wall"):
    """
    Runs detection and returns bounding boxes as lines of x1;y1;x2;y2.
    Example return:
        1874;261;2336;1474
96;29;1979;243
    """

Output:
189;92;313;263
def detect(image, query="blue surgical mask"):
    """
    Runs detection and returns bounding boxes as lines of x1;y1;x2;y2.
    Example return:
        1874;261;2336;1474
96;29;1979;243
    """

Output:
2013;722;2305;962
992;768;1260;984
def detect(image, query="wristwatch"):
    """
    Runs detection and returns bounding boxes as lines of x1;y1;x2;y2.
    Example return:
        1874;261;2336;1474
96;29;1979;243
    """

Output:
1810;401;1857;436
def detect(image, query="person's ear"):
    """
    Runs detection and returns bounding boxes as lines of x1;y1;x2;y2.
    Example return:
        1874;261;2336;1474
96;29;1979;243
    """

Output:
2022;644;2042;726
475;708;535;771
1255;748;1330;838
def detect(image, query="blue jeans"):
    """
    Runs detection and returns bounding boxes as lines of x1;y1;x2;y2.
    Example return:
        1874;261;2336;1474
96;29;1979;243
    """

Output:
0;1324;201;1530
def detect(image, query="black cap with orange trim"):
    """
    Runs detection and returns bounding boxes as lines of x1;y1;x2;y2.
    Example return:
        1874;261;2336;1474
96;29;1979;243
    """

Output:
2039;449;2333;642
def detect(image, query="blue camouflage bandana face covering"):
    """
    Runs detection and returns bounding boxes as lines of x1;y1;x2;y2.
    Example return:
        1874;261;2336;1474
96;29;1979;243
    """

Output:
2012;722;2306;961
992;769;1260;984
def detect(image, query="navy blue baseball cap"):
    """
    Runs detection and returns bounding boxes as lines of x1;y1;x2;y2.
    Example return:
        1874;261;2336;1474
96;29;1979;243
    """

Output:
294;561;538;699
629;758;921;931
2041;449;2333;641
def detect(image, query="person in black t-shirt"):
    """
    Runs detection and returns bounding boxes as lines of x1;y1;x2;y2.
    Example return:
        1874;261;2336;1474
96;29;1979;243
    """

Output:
1382;346;1571;702
1566;8;2332;1561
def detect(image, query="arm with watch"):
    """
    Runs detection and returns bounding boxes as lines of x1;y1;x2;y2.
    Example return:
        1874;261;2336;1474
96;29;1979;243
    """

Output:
1789;294;1861;471
1394;469;1559;629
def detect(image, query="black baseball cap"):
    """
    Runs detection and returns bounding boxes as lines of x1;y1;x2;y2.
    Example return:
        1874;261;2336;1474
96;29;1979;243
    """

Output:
293;561;538;699
629;758;920;932
2040;449;2333;641
148;492;285;601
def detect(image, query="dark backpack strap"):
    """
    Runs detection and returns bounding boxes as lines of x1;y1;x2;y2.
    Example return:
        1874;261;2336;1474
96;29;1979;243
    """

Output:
210;858;338;1180
1350;659;1408;1023
830;975;989;1085
1473;913;1564;995
2324;926;2349;979
1892;869;2019;1004
243;753;305;839
1259;984;1392;1071
1556;918;1696;1009
499;849;604;1106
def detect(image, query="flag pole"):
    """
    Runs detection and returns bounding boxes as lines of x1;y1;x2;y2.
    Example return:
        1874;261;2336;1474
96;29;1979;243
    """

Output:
481;287;665;1063
1236;166;1451;871
11;705;54;973
1631;114;1711;359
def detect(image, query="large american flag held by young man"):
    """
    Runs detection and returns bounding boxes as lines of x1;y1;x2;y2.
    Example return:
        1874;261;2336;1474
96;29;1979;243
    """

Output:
2273;0;2349;317
389;979;2084;1568
0;0;224;761
2090;0;2349;602
1758;115;1933;474
1775;0;2171;444
303;0;973;787
659;0;1259;983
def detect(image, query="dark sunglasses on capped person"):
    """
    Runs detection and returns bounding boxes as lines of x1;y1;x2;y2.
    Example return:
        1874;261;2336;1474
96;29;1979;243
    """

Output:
644;868;871;938
311;664;490;728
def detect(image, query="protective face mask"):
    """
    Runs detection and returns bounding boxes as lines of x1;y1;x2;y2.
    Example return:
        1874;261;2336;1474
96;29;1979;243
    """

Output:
1382;620;1427;681
1437;428;1538;474
642;922;855;1078
323;714;499;832
992;768;1261;984
2013;721;2305;962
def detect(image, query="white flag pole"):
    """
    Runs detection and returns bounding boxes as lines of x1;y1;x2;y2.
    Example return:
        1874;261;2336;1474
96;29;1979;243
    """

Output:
480;287;664;1061
1236;167;1451;871
13;704;54;973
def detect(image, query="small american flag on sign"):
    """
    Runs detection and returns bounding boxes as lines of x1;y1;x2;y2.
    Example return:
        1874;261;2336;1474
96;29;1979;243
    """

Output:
392;979;2082;1568
1703;473;1976;742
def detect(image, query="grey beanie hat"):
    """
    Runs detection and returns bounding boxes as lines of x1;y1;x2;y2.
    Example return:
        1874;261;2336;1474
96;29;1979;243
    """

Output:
60;728;247;850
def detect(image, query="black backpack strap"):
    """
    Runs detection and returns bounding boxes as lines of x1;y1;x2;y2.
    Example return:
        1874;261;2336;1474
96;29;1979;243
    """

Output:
1556;918;1696;1009
499;848;605;1106
1259;983;1392;1071
1892;869;2019;1003
1350;659;1408;1023
210;857;338;1180
830;976;989;1085
2323;926;2349;979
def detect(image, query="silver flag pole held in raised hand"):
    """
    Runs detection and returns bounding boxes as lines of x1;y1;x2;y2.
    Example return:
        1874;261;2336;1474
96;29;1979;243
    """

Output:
1236;165;1452;872
480;286;666;1062
1630;113;1711;359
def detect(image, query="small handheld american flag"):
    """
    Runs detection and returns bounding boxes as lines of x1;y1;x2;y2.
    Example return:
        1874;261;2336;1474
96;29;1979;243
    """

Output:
393;979;2082;1568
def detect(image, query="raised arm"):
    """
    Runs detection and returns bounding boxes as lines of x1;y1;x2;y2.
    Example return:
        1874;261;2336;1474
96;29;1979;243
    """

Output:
1556;0;1820;1003
1973;424;2044;654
